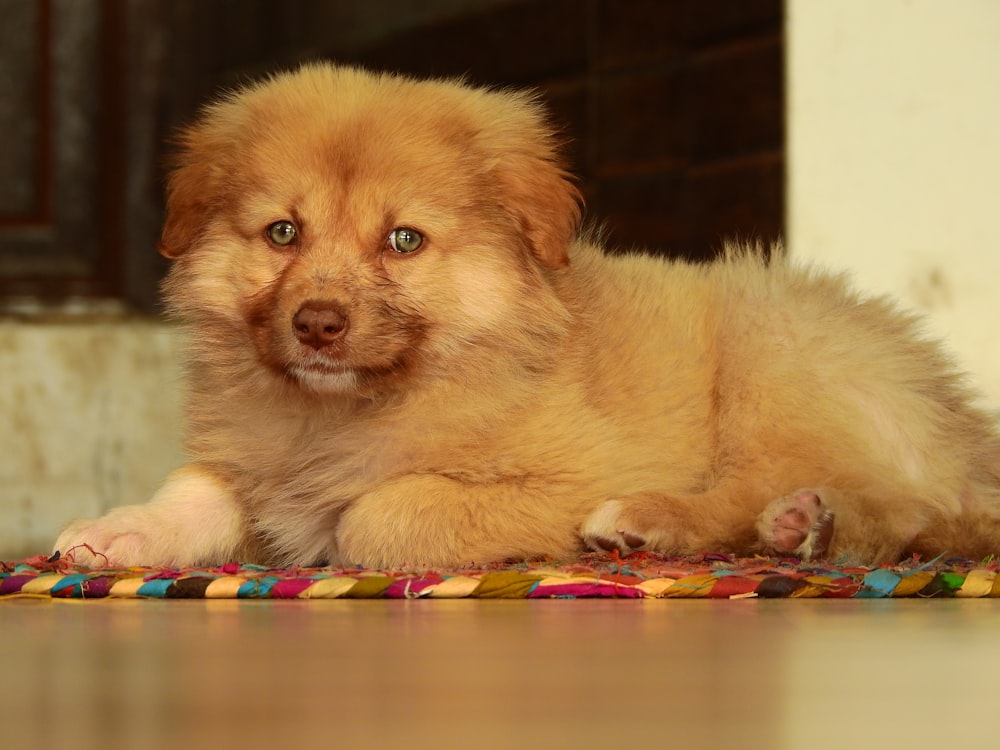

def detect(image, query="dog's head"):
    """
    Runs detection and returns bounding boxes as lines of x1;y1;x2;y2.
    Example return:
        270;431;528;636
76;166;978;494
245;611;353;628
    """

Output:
160;63;581;396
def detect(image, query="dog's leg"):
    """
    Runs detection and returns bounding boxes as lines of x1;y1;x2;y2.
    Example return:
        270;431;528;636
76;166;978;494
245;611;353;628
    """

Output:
53;465;245;568
756;486;960;562
333;473;584;568
581;486;761;560
907;511;1000;561
582;483;932;563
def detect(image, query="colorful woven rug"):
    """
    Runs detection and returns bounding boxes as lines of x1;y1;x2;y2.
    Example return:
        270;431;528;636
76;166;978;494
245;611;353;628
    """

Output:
3;551;999;599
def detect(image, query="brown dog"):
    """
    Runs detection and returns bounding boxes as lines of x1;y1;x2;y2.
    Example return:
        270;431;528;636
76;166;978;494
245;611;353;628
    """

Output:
55;63;1000;568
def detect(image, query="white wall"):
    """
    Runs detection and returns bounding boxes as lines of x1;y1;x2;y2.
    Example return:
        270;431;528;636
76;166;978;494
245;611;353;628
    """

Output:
787;0;1000;406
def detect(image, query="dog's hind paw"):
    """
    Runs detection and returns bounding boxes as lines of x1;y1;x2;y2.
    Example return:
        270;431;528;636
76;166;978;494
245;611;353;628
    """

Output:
756;489;835;560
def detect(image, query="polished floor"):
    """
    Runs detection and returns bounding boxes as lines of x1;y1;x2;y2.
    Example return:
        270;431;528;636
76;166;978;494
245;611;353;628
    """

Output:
3;597;997;749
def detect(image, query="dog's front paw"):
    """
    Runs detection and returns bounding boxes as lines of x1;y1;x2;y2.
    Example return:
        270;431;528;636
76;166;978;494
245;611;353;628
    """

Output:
54;468;247;568
54;506;168;568
581;498;675;556
582;500;641;554
756;489;835;560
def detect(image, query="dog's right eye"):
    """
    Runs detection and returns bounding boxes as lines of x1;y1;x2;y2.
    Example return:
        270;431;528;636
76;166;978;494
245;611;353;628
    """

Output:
266;220;298;247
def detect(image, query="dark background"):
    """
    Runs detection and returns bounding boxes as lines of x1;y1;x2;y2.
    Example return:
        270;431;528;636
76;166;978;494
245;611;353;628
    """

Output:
0;0;783;313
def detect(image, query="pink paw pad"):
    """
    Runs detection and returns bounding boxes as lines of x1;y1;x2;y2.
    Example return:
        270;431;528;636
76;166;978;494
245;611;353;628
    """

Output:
758;490;835;560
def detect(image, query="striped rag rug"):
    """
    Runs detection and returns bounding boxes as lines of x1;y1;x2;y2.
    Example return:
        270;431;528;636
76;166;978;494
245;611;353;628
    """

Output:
3;551;999;600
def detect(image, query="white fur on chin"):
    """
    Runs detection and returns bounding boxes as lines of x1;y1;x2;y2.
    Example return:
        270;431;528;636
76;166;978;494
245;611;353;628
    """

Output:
290;366;360;394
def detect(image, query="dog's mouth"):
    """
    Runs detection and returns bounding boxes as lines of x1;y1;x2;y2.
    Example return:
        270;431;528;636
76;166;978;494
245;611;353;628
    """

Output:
286;349;415;396
294;356;351;375
286;348;359;390
289;363;361;394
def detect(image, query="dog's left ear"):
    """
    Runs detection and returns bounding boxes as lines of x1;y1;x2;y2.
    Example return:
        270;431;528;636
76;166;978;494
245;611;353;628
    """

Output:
483;95;582;270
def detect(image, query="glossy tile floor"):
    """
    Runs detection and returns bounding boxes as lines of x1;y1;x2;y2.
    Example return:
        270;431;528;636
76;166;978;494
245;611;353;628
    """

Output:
3;597;997;749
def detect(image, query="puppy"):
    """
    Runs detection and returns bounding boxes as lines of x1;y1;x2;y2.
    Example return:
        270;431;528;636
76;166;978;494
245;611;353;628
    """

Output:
55;63;1000;569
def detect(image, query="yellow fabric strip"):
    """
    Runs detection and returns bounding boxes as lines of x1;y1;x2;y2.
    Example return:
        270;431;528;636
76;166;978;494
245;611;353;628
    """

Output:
472;571;540;598
892;571;935;597
342;575;395;598
108;577;148;597
530;569;577;580
637;578;677;597
203;576;248;598
661;574;716;598
20;575;64;595
425;576;481;598
791;576;836;598
956;569;996;598
297;577;358;599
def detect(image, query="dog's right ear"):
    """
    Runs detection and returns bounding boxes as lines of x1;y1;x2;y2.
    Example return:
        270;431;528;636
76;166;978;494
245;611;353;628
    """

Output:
158;126;221;260
158;179;204;260
158;171;211;260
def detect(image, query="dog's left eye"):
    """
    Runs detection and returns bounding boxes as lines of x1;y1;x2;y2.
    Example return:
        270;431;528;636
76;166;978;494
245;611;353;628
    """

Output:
267;220;298;247
387;227;424;254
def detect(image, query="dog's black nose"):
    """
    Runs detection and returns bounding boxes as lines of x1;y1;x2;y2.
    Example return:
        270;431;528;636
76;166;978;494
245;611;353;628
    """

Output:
293;302;349;349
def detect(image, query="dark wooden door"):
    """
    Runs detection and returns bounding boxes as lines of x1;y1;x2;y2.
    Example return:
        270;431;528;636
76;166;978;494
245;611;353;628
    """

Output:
0;0;128;306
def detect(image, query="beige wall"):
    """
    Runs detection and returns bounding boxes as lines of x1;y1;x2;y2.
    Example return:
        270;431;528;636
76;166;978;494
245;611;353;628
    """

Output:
0;322;185;557
787;0;1000;405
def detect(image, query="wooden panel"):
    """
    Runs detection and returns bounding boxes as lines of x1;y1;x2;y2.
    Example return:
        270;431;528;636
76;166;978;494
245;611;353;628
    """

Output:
595;67;687;175
595;0;782;69
596;36;783;174
0;0;124;302
598;153;784;259
685;37;784;162
0;0;47;220
586;0;784;259
343;0;588;85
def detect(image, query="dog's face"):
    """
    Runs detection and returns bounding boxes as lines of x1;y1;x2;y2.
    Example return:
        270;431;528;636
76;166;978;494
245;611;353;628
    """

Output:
159;65;581;396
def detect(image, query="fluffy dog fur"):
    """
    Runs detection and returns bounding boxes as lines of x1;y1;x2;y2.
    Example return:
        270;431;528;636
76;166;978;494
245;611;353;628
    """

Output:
55;63;1000;568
